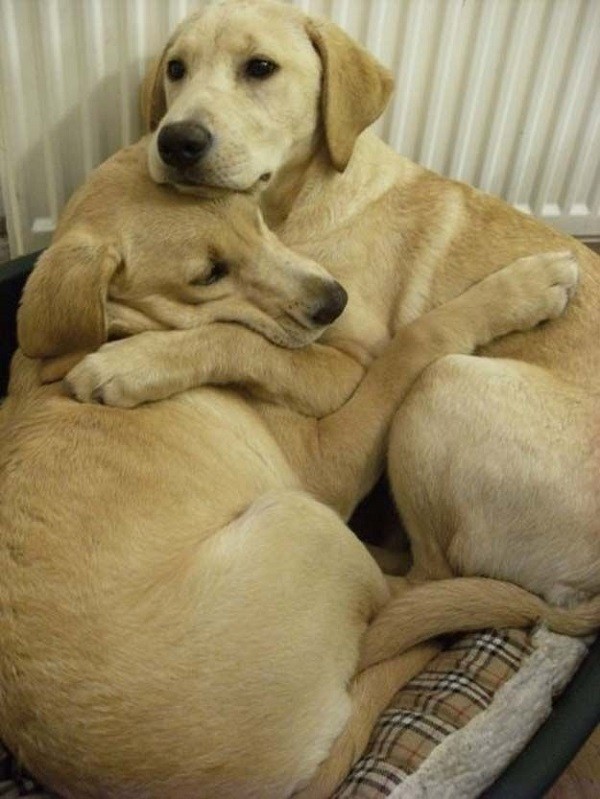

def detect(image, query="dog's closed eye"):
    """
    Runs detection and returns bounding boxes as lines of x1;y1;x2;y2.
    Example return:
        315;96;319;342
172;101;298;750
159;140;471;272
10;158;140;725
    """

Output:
190;260;229;286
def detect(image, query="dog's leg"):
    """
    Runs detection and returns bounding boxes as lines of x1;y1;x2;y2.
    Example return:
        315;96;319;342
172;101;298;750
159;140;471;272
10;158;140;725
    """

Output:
389;353;600;603
293;642;441;799
173;486;406;797
5;350;43;398
365;544;411;575
283;252;579;518
64;325;366;417
1;351;58;420
395;506;454;582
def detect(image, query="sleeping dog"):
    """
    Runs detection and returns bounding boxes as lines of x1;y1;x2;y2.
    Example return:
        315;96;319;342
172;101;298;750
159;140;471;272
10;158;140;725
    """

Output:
1;138;594;799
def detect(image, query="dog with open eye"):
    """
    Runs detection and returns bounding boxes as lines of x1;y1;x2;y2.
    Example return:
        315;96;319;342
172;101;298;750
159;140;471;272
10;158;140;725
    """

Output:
1;132;597;799
140;0;600;608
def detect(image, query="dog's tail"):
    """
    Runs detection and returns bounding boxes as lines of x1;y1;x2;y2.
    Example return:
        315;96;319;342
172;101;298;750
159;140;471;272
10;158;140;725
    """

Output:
359;576;600;671
293;641;441;799
293;577;599;798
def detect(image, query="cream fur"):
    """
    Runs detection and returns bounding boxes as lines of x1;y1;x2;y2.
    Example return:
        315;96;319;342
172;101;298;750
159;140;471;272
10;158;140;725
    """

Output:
1;138;595;799
2;0;600;792
144;0;600;603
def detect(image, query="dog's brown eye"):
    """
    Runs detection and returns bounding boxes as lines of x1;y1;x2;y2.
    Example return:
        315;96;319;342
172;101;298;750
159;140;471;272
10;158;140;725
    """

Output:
192;261;229;286
166;59;186;81
245;58;279;79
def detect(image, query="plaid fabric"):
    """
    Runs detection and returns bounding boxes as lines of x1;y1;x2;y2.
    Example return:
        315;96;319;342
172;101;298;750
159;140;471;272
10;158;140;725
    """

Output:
0;628;532;798
335;628;533;798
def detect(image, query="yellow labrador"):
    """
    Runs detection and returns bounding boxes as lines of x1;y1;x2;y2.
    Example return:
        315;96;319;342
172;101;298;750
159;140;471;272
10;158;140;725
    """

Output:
144;0;600;606
1;139;594;799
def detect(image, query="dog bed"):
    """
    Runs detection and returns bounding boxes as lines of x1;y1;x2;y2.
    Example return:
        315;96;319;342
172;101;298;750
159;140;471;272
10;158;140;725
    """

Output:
1;253;599;798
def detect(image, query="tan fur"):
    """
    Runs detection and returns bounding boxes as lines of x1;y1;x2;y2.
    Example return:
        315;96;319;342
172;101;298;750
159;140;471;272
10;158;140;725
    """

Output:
143;0;600;603
0;133;594;798
295;642;441;799
359;577;600;671
3;0;599;790
304;18;394;172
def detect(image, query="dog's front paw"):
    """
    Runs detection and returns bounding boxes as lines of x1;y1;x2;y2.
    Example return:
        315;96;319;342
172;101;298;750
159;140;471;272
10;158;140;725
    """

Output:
63;340;166;408
496;251;579;334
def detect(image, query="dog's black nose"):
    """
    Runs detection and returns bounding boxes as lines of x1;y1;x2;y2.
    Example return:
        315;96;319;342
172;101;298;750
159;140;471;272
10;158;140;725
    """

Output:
157;122;213;169
310;282;348;326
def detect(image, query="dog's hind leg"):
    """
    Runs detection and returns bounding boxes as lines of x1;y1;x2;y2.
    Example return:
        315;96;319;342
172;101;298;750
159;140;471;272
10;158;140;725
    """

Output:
293;642;440;799
388;354;600;603
286;252;579;520
295;567;600;798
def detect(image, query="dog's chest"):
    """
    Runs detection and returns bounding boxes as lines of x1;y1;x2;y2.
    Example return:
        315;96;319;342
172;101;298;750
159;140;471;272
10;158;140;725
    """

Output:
321;302;391;362
284;235;395;359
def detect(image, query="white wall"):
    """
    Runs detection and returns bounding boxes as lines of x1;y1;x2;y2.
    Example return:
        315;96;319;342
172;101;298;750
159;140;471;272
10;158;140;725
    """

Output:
0;0;599;257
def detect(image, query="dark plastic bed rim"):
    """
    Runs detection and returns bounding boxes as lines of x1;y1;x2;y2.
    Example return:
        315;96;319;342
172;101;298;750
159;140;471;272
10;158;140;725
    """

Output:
483;634;600;798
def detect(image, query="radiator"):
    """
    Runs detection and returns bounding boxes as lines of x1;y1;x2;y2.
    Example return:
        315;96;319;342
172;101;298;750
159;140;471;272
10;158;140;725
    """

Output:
1;0;599;256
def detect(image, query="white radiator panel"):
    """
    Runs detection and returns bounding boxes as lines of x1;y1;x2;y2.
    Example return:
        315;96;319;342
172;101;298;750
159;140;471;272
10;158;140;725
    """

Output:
0;0;599;256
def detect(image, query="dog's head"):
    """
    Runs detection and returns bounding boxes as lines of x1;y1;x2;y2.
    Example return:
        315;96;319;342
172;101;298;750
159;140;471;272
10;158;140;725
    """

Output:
144;0;393;190
18;155;347;360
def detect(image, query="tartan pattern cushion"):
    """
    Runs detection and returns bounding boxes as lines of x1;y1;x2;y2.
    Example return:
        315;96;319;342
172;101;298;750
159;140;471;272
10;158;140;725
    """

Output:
334;628;532;798
0;629;533;799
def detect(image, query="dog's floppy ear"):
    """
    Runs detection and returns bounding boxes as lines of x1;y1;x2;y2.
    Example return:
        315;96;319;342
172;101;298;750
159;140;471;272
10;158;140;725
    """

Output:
306;19;394;172
140;55;167;132
18;239;122;358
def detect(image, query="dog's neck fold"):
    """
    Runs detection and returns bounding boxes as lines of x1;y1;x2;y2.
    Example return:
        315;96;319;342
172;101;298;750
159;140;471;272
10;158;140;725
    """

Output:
261;131;416;240
259;138;327;230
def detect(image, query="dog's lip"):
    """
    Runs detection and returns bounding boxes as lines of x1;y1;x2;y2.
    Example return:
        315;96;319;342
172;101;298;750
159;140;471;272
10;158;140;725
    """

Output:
165;165;265;194
283;310;317;331
176;167;210;187
215;315;317;349
172;171;224;191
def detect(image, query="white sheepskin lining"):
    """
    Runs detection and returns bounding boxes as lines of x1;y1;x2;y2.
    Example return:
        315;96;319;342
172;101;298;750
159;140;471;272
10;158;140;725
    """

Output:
388;629;588;799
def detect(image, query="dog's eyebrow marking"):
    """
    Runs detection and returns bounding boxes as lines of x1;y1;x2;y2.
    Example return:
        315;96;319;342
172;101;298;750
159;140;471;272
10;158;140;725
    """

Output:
171;36;204;61
213;25;261;55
